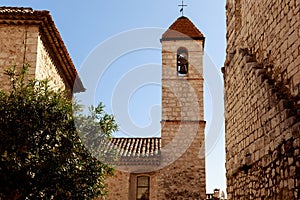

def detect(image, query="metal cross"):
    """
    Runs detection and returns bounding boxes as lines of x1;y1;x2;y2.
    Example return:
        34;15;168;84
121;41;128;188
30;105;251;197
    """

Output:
178;0;187;16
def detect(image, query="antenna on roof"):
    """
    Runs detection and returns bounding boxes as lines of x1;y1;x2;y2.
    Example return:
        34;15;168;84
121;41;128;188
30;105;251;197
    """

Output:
178;0;187;16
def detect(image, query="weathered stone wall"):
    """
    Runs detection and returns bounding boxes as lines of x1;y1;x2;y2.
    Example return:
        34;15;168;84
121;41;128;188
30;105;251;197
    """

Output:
103;169;159;200
36;35;65;91
226;0;300;94
224;0;300;199
101;171;130;200
159;38;206;200
0;23;67;92
0;24;38;90
158;122;206;200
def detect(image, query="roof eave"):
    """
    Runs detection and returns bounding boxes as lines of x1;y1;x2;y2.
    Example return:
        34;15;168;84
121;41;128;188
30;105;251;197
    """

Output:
160;36;205;42
160;36;205;49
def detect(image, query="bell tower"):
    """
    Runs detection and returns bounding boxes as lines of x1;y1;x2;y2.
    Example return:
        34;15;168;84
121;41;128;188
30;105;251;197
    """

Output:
158;16;206;199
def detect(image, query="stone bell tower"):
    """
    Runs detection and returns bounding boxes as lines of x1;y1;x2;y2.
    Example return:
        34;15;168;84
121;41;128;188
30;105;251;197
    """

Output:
158;16;206;199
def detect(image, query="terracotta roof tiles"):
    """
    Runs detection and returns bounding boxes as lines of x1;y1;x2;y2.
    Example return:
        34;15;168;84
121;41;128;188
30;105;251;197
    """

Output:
162;16;205;41
106;137;161;165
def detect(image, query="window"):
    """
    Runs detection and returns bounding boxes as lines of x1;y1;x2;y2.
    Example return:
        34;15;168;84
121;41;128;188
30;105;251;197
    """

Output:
136;176;150;200
177;47;189;76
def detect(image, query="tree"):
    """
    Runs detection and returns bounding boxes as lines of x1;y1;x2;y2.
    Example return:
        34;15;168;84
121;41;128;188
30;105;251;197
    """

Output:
0;65;118;199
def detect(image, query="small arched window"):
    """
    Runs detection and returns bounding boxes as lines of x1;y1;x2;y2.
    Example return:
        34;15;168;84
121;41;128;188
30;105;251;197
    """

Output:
177;47;189;76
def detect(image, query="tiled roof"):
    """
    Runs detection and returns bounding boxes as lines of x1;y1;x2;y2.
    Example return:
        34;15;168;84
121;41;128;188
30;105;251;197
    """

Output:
161;16;205;41
107;137;161;165
0;7;85;93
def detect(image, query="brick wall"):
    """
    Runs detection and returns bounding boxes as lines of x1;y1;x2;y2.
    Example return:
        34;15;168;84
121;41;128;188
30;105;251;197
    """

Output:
224;0;300;199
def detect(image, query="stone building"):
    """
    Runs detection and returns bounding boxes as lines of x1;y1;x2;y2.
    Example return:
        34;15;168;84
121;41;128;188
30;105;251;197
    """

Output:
0;7;84;94
103;16;206;200
223;0;300;199
206;188;226;200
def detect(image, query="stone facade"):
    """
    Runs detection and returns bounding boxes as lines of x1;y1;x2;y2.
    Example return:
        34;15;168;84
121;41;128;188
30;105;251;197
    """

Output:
0;7;84;94
159;37;206;199
103;16;206;200
0;24;38;90
35;35;66;91
224;0;300;199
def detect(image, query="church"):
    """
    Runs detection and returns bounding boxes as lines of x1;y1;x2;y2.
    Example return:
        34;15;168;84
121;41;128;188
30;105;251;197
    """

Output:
103;15;207;200
0;6;207;200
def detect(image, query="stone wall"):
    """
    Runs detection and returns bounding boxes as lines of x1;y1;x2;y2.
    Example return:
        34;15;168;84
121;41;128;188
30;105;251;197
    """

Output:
159;38;206;200
36;35;65;91
0;24;38;90
103;169;160;200
224;0;300;199
0;23;67;92
226;0;300;94
102;171;130;200
158;122;206;200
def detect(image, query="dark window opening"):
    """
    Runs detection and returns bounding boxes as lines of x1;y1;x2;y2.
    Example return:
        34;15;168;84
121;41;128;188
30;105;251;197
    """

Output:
177;47;189;76
137;176;150;200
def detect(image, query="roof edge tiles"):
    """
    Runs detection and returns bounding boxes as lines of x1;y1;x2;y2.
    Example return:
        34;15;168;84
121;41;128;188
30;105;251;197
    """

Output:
161;16;205;42
111;137;161;156
105;137;161;165
0;7;85;93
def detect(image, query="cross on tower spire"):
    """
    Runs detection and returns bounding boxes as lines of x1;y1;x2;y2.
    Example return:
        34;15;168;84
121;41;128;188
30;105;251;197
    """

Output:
178;0;187;16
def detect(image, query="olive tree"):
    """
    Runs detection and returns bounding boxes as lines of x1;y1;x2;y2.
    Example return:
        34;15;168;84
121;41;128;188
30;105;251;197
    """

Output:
0;65;118;199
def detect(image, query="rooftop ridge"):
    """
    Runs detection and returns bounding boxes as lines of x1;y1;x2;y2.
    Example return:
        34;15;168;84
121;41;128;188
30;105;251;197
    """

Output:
161;16;205;41
0;6;34;12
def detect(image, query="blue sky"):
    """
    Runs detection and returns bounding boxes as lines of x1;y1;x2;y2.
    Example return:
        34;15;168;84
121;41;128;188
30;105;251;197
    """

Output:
1;0;227;195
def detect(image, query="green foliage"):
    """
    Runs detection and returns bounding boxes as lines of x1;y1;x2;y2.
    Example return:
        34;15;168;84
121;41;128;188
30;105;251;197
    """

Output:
75;103;119;163
0;65;118;199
